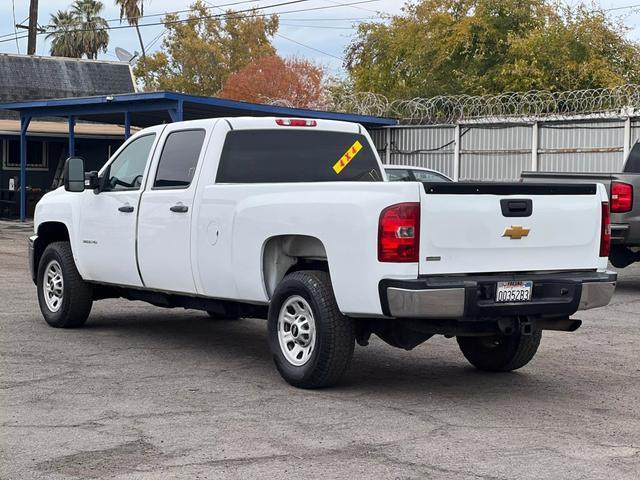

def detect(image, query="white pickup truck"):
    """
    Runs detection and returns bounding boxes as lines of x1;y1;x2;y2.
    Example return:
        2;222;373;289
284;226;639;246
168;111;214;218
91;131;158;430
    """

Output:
29;117;616;388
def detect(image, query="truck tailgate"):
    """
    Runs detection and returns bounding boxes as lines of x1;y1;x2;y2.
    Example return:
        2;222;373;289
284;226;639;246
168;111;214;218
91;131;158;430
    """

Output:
419;183;602;275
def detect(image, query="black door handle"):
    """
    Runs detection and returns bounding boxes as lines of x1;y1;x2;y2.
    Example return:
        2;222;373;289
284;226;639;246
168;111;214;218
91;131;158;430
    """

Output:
118;205;134;213
170;204;189;213
500;198;532;217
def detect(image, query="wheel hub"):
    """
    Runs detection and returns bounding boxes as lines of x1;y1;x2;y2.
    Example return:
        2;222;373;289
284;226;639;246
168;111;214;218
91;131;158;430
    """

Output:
43;260;64;313
277;295;316;366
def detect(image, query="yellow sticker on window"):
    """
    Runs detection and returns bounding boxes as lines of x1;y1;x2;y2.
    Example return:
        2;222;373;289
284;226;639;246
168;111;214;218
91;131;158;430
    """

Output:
333;140;363;174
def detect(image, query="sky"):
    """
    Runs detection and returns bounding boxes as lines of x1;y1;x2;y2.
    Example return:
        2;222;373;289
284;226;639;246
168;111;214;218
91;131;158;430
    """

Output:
1;0;640;77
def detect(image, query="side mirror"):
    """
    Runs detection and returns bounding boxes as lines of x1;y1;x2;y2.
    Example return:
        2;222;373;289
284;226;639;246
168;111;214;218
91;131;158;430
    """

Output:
63;157;86;192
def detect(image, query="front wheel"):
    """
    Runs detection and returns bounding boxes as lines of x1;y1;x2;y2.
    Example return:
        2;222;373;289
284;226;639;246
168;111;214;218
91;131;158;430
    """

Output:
268;271;355;389
37;241;93;328
457;327;541;372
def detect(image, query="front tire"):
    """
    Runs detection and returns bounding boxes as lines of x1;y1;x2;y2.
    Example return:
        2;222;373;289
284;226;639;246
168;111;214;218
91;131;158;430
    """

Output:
37;241;93;328
268;271;354;389
457;327;542;372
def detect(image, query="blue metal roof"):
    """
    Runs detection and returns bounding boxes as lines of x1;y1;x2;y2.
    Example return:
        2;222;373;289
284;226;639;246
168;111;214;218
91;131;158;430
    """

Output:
0;90;397;129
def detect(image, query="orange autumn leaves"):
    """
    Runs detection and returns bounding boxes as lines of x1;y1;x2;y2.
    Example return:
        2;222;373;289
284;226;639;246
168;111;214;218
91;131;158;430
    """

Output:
219;55;325;109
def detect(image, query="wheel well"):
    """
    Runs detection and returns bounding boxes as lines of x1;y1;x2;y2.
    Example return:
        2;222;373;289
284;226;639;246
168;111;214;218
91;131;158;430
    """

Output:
33;222;70;280
262;235;328;298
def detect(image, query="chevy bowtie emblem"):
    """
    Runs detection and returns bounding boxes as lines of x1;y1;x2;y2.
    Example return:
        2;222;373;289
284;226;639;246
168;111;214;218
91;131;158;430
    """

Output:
502;225;530;240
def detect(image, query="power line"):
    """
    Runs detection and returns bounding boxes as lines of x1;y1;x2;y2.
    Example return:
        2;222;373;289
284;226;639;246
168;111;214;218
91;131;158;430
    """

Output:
0;0;384;44
275;32;344;60
0;0;306;41
280;23;354;29
0;15;378;41
0;0;311;43
11;0;19;54
322;0;382;14
604;3;640;12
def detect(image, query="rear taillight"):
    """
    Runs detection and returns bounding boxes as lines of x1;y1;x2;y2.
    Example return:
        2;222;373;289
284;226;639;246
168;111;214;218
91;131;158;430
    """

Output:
378;203;420;262
275;118;317;127
611;181;633;213
600;202;611;257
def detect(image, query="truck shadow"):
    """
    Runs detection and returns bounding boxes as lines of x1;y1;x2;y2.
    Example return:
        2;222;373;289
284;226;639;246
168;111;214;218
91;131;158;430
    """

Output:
611;278;640;292
82;307;569;401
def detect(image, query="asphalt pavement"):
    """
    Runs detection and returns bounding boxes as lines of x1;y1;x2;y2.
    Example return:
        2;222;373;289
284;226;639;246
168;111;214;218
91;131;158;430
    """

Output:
1;220;639;479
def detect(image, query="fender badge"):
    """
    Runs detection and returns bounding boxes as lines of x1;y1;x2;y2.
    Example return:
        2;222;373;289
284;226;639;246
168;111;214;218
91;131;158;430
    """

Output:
502;226;530;240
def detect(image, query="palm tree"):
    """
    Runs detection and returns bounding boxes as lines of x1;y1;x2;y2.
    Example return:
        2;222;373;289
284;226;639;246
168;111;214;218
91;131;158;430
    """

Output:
115;0;146;58
71;0;109;60
47;10;83;58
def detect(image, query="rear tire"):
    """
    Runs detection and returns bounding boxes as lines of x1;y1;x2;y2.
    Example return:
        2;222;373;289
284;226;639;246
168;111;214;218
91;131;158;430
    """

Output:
37;241;93;328
457;327;541;372
268;271;354;389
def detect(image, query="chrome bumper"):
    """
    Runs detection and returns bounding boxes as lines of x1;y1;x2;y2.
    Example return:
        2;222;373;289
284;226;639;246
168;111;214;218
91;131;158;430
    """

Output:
387;287;465;319
383;271;617;320
578;281;616;311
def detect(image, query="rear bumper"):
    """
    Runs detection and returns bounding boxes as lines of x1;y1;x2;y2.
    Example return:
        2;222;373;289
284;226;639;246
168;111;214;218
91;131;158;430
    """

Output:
380;271;616;320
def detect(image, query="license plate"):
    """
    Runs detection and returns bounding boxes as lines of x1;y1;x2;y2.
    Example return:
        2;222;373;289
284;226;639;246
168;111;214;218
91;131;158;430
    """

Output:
495;281;533;303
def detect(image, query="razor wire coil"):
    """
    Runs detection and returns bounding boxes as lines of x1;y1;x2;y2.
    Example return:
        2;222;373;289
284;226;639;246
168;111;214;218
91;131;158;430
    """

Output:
267;84;640;124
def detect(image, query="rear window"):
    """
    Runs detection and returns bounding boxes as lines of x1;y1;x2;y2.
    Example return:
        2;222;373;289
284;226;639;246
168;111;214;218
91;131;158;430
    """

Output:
216;130;382;183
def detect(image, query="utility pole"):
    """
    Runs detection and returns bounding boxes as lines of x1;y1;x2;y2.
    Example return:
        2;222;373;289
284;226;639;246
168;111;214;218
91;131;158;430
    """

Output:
27;0;39;55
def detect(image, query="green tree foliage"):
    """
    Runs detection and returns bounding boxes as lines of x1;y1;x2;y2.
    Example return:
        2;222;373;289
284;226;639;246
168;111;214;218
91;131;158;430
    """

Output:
47;0;109;59
115;0;147;58
345;0;640;99
134;1;279;95
72;0;110;60
48;10;82;58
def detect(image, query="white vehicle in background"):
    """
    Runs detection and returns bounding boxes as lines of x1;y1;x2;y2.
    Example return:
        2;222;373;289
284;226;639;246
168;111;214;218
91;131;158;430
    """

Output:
29;117;616;388
385;166;453;182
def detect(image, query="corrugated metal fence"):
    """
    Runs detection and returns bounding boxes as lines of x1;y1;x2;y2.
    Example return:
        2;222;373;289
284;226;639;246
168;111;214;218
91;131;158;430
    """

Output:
370;116;640;181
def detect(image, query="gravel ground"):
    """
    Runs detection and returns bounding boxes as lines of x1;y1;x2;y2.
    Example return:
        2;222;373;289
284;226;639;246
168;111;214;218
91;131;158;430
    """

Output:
1;220;639;479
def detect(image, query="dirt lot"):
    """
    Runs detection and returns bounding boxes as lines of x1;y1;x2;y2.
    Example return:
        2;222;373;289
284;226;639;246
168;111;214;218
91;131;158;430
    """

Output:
1;220;639;479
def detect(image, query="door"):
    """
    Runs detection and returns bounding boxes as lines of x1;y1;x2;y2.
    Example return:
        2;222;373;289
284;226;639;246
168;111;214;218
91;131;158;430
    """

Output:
137;128;208;293
77;132;159;286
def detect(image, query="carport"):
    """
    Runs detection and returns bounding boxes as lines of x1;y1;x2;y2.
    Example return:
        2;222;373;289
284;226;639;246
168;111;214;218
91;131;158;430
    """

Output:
0;91;397;222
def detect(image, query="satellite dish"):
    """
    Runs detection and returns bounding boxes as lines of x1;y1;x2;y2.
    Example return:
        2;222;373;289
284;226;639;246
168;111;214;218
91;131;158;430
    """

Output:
115;47;135;64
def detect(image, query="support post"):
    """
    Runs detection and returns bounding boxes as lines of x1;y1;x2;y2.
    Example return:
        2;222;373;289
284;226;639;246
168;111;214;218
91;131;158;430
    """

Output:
68;115;75;157
453;124;461;182
19;115;31;223
168;100;184;123
385;127;391;165
623;116;631;166
124;111;131;139
531;121;539;171
27;0;39;55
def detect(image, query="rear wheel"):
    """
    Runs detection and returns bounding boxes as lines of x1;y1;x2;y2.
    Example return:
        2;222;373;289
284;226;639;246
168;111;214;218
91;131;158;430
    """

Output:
457;327;541;372
37;241;93;328
268;271;354;388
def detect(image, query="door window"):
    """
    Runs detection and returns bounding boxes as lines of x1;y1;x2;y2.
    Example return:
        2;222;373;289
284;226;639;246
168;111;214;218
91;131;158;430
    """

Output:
105;134;156;191
153;130;206;188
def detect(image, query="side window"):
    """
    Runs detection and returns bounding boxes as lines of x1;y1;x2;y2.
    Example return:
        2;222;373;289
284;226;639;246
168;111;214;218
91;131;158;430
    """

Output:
106;134;156;191
385;169;412;181
153;130;206;189
411;170;450;182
